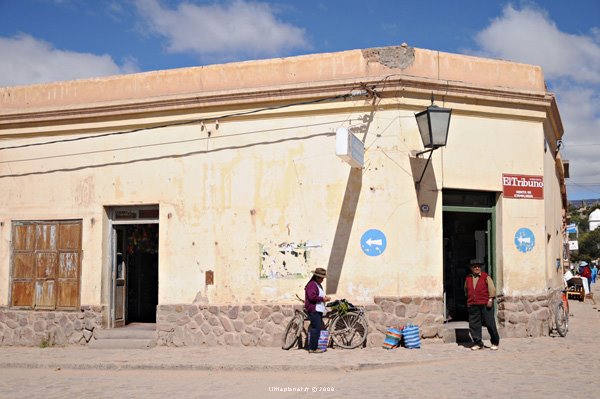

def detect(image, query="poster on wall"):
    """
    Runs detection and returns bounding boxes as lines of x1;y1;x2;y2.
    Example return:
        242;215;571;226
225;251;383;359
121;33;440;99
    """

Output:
502;174;544;199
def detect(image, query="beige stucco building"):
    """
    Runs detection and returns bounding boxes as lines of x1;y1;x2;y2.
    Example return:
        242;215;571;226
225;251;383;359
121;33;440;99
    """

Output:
0;45;567;347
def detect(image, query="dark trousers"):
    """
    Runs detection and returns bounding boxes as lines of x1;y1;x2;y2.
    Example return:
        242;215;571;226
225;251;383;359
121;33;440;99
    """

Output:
468;304;500;346
307;311;323;350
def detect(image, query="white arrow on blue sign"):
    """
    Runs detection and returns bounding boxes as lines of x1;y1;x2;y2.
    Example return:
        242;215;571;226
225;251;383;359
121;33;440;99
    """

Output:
361;229;387;256
514;227;535;253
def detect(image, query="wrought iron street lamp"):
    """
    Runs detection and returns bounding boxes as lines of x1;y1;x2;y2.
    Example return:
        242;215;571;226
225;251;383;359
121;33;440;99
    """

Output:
414;99;452;189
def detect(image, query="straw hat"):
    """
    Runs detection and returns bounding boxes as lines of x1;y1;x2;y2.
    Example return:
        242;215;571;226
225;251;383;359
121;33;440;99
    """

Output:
312;268;327;278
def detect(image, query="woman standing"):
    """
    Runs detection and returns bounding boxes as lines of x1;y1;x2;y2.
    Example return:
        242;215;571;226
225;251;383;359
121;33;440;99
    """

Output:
304;268;331;353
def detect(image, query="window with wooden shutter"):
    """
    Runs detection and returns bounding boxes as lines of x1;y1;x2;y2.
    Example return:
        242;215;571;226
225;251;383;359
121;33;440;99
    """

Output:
10;220;82;310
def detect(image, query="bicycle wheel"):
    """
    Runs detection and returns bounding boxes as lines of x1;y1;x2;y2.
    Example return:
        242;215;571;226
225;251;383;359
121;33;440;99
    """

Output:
554;301;568;337
282;312;305;350
330;311;368;349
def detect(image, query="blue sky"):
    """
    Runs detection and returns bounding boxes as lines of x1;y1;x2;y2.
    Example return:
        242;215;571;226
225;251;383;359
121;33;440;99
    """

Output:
1;0;599;201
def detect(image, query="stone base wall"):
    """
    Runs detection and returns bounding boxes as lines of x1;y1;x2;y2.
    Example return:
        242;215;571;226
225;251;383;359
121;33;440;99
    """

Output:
366;296;445;346
0;293;552;347
0;306;103;346
157;296;445;347
497;294;551;338
157;304;291;347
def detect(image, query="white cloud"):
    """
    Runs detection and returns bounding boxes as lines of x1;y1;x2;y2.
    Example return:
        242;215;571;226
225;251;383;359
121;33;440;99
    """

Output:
473;5;600;199
0;33;138;87
555;84;600;178
133;0;309;62
475;5;600;83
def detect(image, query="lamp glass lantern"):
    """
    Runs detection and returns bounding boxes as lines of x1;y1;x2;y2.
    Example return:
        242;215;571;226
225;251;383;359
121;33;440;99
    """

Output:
415;105;452;149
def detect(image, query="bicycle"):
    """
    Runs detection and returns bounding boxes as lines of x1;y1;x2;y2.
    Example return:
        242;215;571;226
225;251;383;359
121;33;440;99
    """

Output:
281;298;368;350
548;288;569;337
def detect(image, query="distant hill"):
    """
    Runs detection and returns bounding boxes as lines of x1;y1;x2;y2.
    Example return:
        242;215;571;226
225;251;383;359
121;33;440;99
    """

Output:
569;198;600;207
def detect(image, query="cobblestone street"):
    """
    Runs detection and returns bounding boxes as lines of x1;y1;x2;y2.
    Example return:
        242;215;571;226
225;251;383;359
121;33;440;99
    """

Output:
1;286;599;399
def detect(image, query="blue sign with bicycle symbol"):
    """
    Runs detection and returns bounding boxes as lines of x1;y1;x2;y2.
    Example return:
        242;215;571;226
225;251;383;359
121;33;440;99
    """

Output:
514;228;535;253
361;229;387;256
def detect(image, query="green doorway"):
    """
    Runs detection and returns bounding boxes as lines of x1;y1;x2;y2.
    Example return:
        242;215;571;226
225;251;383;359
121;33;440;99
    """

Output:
443;190;496;322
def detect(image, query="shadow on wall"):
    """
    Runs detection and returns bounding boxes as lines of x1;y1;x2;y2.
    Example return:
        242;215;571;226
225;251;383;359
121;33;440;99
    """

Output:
409;153;439;218
326;167;362;294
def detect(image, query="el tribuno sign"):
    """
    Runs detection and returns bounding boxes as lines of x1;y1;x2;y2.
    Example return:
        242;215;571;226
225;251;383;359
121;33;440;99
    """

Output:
502;174;544;199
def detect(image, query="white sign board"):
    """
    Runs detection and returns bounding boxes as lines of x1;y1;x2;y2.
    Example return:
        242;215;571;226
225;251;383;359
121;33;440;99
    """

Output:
568;240;579;251
336;127;364;168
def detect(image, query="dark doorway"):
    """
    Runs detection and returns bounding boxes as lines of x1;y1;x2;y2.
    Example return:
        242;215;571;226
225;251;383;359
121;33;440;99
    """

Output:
115;224;159;324
443;211;492;322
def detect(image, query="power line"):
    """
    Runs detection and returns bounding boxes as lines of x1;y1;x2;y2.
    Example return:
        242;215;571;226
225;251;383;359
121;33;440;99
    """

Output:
568;181;600;196
0;90;365;152
0;118;352;165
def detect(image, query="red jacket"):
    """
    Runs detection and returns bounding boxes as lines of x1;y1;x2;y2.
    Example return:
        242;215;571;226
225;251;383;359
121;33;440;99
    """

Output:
465;272;491;306
581;266;592;279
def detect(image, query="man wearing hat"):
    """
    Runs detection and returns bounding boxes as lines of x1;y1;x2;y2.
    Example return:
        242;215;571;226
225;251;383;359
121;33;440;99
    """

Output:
304;267;331;353
464;260;500;351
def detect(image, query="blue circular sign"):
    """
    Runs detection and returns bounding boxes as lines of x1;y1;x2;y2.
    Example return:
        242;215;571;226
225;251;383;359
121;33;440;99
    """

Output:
361;229;387;256
514;228;535;253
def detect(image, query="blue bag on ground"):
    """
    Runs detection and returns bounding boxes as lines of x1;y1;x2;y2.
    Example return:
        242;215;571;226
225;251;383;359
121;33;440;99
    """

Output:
382;327;403;349
402;324;421;349
308;330;330;351
317;330;330;351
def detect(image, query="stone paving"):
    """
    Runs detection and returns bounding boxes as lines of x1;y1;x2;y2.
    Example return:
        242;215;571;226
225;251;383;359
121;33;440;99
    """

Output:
1;284;599;398
0;284;599;372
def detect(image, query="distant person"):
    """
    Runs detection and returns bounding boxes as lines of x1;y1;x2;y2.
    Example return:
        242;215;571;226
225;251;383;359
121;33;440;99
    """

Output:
581;261;592;284
563;268;574;286
576;261;591;295
579;261;588;275
592;264;598;285
464;260;500;351
304;268;331;353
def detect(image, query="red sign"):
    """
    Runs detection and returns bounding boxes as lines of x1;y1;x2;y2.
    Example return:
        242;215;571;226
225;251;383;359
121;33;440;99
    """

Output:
502;174;544;199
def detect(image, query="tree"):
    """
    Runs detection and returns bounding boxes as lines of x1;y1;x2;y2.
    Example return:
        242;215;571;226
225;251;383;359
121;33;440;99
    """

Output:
568;204;589;234
571;228;600;262
566;203;600;262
